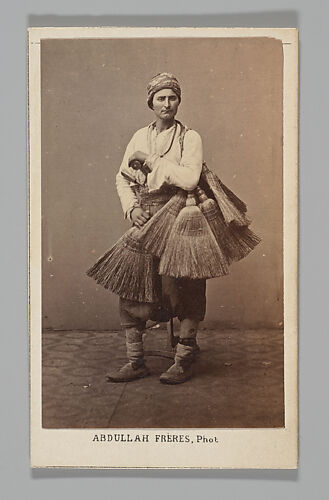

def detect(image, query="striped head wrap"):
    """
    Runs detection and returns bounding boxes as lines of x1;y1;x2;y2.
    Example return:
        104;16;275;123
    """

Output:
147;73;181;109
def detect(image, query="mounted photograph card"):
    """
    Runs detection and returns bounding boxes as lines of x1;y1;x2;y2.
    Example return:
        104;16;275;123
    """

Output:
29;27;298;469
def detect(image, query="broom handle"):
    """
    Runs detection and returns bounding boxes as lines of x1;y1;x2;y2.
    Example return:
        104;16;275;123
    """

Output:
186;191;197;206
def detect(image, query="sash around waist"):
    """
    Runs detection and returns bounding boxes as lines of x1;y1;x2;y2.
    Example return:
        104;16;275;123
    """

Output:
133;185;178;206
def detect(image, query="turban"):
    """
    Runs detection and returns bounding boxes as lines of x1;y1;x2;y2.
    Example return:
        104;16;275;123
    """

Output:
147;73;181;109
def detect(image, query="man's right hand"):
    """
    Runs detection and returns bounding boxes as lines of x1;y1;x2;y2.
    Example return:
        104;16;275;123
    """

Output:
131;207;150;229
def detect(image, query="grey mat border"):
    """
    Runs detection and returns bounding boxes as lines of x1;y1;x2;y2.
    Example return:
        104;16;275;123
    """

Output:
28;12;298;28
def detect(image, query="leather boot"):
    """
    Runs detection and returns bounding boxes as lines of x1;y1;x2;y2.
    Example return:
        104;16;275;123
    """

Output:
106;327;150;382
159;339;195;384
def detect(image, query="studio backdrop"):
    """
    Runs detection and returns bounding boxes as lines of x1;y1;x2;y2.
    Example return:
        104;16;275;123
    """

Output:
41;37;283;331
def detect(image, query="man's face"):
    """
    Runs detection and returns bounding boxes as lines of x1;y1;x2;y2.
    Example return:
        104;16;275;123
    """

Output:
152;88;180;120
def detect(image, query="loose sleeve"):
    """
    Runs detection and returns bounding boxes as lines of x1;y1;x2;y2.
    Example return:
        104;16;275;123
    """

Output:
147;130;203;192
115;134;140;219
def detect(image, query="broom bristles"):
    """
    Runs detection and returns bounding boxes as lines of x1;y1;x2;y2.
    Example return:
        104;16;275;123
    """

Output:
86;227;159;303
219;181;247;213
225;224;261;262
197;192;261;263
198;197;232;254
159;204;229;279
201;163;247;213
138;190;187;257
201;163;250;226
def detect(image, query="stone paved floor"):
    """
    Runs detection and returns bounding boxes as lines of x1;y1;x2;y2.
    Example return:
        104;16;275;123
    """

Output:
42;327;284;429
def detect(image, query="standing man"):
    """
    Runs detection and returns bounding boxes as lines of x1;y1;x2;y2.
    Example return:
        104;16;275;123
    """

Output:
107;73;206;384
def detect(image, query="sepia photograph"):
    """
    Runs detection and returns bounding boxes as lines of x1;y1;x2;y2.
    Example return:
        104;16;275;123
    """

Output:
29;27;298;468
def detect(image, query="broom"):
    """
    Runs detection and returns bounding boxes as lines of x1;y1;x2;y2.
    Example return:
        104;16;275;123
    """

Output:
86;226;159;303
194;186;231;257
138;189;187;257
200;162;250;226
224;222;262;262
159;192;229;279
195;186;261;263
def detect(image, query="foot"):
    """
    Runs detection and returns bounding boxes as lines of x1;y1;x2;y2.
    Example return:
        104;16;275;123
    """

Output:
106;362;150;383
159;362;193;385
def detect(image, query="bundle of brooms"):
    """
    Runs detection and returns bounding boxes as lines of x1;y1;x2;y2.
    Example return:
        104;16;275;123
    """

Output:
87;165;261;302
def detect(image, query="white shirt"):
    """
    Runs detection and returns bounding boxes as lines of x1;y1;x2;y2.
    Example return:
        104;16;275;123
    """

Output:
116;121;203;218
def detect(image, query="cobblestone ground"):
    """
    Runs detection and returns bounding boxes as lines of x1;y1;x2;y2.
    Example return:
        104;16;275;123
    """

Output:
42;328;284;428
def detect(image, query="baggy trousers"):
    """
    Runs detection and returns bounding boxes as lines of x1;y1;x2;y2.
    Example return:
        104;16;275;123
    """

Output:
120;276;206;337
